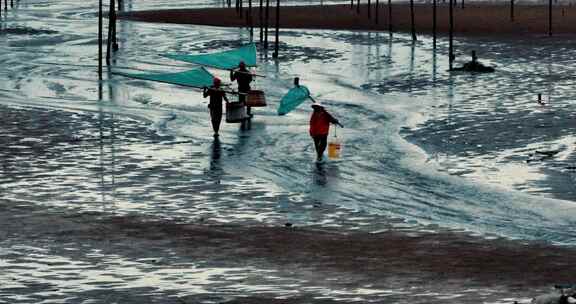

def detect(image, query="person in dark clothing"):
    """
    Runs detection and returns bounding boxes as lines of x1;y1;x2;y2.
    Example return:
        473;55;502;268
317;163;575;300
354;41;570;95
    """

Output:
309;103;343;162
230;61;254;129
203;77;229;137
230;61;253;102
457;50;495;73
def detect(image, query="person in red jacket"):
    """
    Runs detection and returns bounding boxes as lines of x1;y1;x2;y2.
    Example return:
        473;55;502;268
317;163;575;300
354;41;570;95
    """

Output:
309;103;343;162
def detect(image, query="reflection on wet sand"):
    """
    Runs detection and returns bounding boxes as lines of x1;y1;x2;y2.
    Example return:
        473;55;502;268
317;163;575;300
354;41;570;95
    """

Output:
312;161;339;187
207;136;223;183
4;0;576;302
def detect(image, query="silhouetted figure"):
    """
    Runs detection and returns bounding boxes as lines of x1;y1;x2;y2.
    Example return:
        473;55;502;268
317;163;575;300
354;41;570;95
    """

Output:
230;61;253;103
203;77;229;136
208;136;223;184
230;61;254;129
531;285;576;304
537;93;548;105
453;50;495;73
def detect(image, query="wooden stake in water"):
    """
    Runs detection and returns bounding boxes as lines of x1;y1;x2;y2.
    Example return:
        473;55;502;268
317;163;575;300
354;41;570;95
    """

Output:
273;0;279;57
259;0;263;42
368;0;371;18
264;0;270;49
449;0;454;70
112;0;118;51
433;0;437;48
548;0;552;36
538;93;543;104
106;0;112;65
248;0;253;39
388;0;392;34
510;0;514;21
375;0;379;24
106;0;118;64
410;0;416;40
98;0;103;80
357;0;360;14
113;13;118;50
350;0;353;10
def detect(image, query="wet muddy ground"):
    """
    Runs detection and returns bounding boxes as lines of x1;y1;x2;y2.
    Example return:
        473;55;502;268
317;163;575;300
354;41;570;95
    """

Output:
1;105;574;304
2;1;576;303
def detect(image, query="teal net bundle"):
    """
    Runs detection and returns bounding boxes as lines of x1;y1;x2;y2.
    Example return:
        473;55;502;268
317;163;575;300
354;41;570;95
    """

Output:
113;66;215;88
163;43;257;70
277;86;311;115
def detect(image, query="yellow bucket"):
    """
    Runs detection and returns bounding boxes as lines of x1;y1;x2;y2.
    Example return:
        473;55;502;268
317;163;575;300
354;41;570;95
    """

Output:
328;140;341;159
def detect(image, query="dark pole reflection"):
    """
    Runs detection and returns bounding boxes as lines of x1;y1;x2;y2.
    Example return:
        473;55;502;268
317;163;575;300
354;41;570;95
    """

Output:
444;68;455;166
432;47;437;84
409;41;415;92
95;69;117;207
98;104;106;204
312;161;340;187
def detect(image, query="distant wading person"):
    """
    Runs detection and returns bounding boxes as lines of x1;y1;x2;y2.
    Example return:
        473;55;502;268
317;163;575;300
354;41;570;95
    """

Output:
230;61;253;129
203;77;229;137
293;77;306;91
455;50;495;73
309;103;343;162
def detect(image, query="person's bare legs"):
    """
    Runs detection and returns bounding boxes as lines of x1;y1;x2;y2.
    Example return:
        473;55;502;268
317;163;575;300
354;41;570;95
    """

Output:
210;108;222;136
313;136;327;161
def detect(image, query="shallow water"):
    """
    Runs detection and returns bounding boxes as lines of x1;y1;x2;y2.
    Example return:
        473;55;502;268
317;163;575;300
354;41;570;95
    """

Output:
1;0;576;302
2;0;576;241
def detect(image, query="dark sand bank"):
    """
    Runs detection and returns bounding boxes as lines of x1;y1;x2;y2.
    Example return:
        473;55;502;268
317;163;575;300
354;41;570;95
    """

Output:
1;104;574;302
3;190;576;303
119;3;576;36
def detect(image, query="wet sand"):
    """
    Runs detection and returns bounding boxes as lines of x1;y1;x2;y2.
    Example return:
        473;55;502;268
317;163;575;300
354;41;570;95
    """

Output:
5;200;576;303
3;1;576;302
1;104;574;302
119;3;576;36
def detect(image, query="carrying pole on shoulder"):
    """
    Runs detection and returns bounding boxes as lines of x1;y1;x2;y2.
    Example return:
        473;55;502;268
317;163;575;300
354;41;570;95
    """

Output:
231;69;266;77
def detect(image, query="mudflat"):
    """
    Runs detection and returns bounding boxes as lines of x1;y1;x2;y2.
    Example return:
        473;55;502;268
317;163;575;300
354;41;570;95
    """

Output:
3;2;575;303
1;105;574;303
118;3;576;36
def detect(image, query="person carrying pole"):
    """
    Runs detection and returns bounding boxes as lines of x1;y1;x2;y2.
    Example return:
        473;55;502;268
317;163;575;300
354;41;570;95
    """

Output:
309;103;343;162
230;61;254;129
203;77;229;137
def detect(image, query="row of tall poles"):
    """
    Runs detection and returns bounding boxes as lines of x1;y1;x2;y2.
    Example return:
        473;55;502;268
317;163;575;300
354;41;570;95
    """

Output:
349;0;557;40
0;0;16;14
372;0;556;69
95;0;559;78
234;0;280;57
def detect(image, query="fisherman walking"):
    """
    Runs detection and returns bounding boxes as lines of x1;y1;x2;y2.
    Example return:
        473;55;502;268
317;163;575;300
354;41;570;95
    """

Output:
203;77;229;137
230;61;254;129
309;103;343;162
